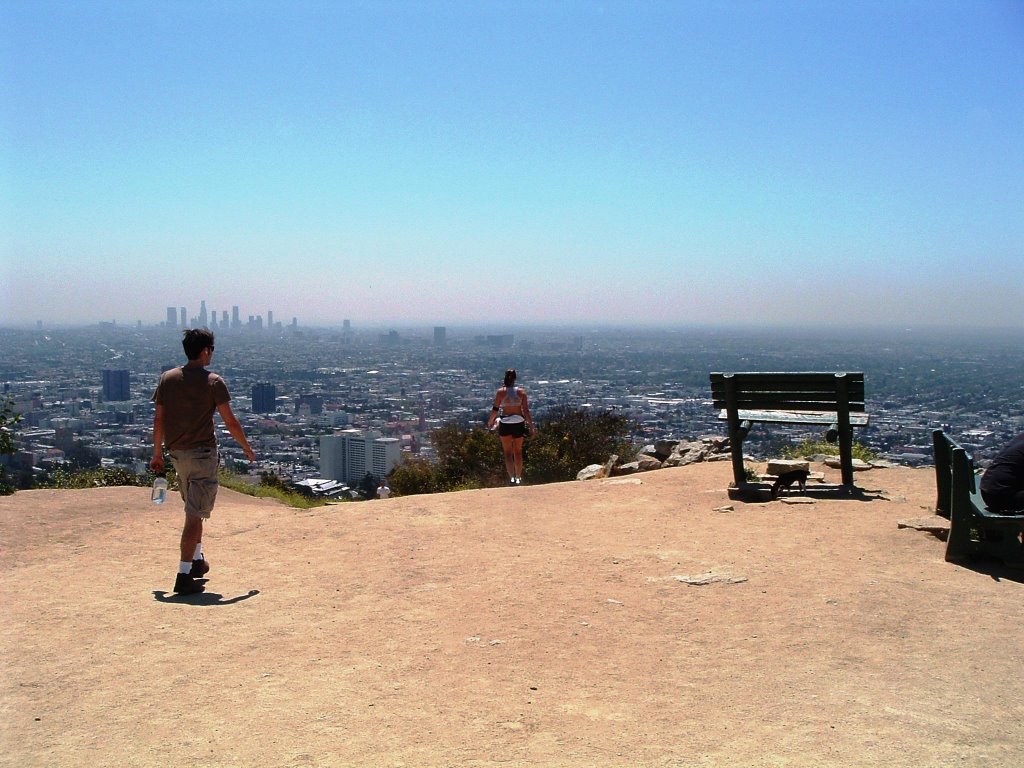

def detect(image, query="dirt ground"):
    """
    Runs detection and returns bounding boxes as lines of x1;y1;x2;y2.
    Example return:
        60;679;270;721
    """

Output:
2;460;1023;767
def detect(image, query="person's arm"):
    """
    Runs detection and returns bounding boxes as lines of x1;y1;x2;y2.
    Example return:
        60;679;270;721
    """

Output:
487;389;502;429
217;402;256;461
150;404;166;473
520;389;534;433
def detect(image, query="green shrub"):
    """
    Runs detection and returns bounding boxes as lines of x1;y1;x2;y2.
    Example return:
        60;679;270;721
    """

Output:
780;439;877;463
524;405;634;484
38;467;151;490
218;470;328;509
388;406;634;496
0;394;19;496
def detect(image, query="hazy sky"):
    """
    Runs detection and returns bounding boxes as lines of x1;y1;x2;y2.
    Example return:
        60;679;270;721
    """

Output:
2;1;1022;329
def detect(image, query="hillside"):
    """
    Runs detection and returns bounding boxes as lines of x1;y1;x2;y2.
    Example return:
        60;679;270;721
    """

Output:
1;461;1022;767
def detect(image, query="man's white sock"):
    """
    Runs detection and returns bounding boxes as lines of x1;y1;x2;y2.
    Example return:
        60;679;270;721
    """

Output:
193;543;203;561
179;561;193;575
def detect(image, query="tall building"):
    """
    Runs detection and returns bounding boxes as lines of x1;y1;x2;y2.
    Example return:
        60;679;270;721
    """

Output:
179;307;186;327
101;369;130;401
434;326;447;348
320;430;400;485
267;310;274;328
232;306;241;330
166;307;177;327
221;310;229;327
199;300;208;327
252;383;277;414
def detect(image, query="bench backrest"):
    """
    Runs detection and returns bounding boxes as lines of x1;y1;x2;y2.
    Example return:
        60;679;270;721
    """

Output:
709;372;866;413
932;429;978;518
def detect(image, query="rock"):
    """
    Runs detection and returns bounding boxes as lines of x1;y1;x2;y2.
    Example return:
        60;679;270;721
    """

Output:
613;461;640;476
897;516;950;539
664;442;708;467
673;571;748;586
654;439;679;459
579;454;620;480
640;444;659;458
636;454;663;472
766;459;810;476
823;457;872;471
713;505;734;513
780;497;816;505
603;454;619;477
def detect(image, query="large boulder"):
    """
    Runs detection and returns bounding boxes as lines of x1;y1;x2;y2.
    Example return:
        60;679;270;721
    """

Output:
612;454;664;476
766;459;810;476
654;439;680;460
636;454;664;472
577;464;605;481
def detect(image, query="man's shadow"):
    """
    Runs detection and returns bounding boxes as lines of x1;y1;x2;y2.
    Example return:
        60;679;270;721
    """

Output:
152;586;260;605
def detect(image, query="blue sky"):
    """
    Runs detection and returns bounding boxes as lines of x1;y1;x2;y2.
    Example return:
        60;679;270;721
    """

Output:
2;1;1022;328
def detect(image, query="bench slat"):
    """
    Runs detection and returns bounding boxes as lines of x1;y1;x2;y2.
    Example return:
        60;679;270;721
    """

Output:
717;409;869;426
712;396;866;411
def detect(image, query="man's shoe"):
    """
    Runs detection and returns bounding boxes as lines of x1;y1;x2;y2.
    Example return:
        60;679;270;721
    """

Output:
173;573;205;595
189;558;210;578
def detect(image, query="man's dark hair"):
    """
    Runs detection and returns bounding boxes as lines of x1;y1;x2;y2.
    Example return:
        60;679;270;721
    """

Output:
182;328;215;361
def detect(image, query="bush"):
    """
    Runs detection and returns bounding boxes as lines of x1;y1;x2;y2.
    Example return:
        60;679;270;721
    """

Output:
780;439;877;463
524;405;634;484
388;456;442;496
0;395;19;496
387;406;633;496
219;470;327;509
38;467;151;490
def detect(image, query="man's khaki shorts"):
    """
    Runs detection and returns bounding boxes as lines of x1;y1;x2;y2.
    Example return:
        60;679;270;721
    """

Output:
169;446;219;519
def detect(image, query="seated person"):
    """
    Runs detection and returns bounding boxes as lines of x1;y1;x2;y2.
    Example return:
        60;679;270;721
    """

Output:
980;432;1024;513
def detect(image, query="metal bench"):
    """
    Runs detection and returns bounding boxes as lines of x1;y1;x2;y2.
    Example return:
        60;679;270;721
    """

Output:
932;429;1024;566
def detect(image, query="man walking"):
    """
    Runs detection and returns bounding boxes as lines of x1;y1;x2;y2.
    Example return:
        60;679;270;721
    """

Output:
151;328;256;595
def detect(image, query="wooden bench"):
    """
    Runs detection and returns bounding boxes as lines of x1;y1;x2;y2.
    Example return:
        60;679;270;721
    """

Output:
932;429;1024;566
709;372;869;490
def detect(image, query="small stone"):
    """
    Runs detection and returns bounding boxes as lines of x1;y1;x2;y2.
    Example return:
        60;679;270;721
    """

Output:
713;505;734;513
897;516;950;537
673;571;748;586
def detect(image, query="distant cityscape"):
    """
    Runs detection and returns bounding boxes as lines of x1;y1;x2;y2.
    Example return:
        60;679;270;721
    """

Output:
3;315;1024;498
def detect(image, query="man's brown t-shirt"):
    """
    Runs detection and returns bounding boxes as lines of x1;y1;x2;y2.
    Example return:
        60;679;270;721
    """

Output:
152;366;231;451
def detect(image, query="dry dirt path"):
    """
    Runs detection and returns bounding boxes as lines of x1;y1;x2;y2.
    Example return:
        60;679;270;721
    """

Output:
1;462;1022;767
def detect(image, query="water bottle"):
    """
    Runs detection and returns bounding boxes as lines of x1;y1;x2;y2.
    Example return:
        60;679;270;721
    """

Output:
151;475;168;505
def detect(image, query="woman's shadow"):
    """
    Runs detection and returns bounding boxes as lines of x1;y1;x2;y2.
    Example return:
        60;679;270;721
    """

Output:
152;585;260;606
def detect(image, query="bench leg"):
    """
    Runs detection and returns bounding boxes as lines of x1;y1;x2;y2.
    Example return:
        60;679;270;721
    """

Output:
944;502;974;563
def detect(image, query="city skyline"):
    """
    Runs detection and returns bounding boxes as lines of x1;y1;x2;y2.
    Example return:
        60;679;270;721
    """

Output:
3;2;1023;329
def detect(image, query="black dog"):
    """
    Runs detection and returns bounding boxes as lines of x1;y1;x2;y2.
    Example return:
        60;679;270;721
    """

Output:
770;469;809;499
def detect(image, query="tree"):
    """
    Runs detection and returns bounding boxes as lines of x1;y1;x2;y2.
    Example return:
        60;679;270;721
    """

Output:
0;395;21;495
388;457;441;496
524;405;634;484
359;472;378;500
431;422;506;490
389;407;635;496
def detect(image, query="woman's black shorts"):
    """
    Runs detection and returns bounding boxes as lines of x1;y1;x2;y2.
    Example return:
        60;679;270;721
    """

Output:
498;419;527;438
